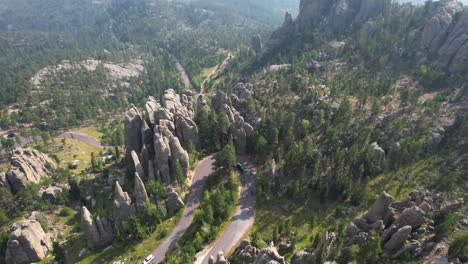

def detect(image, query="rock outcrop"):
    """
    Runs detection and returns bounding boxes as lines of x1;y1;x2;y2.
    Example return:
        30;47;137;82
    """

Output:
134;172;149;213
113;181;136;226
124;106;143;160
5;219;52;264
3;147;57;194
263;0;468;73
166;188;184;215
229;241;286;264
113;172;150;226
81;206;113;248
124;89;196;184
211;90;254;153
337;190;466;262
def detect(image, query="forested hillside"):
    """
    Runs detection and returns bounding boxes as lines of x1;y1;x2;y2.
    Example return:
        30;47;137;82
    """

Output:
0;0;466;264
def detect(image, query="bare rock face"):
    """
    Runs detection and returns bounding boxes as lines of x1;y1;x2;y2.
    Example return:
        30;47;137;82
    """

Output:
419;0;464;53
81;206;113;248
174;113;199;147
134;172;149;213
169;136;190;178
4;147;57;194
364;191;393;223
5;219;52;264
131;150;145;180
383;225;412;256
124;106;143;160
113;181;136;226
153;127;172;183
166;189;184;215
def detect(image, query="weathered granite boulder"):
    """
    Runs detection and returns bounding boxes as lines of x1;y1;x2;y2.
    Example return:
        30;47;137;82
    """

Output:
394;206;426;229
154;127;172;183
364;191;393;223
383;225;412;256
81;206;113;248
169;136;190;178
124;106;143;159
134;172;149;214
166;189;184;215
113;181;136;226
5;219;52;264
4;147;57;194
131;150;145;180
174;113;199;147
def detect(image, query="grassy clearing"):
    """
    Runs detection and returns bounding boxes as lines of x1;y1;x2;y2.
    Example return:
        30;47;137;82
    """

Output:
76;126;103;142
48;138;101;173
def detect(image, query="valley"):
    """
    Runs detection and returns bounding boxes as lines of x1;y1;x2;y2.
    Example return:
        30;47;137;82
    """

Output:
0;0;467;264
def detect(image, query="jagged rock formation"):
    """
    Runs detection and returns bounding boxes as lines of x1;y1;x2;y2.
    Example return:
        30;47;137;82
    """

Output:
262;0;468;73
81;206;114;248
113;172;149;226
5;219;52;264
112;171;149;226
166;188;184;215
211;90;254;153
339;190;466;261
113;181;136;226
229;241;286;264
2;147;57;194
124;106;143;160
124;89;196;184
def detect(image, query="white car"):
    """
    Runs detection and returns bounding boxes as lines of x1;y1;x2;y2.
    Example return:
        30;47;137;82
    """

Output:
143;254;155;264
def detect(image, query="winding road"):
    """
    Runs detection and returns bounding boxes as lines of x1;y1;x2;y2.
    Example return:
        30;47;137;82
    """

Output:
150;154;216;264
57;131;107;149
196;159;257;264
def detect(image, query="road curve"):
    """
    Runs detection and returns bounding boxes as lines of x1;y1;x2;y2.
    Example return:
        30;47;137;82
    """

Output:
151;154;216;263
196;159;257;264
57;132;107;149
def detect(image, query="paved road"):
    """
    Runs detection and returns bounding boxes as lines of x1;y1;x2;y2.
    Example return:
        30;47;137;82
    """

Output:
57;132;107;149
151;154;216;263
175;59;194;91
196;159;257;264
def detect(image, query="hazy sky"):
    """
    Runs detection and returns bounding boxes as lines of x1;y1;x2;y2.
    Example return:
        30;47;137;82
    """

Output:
399;0;468;5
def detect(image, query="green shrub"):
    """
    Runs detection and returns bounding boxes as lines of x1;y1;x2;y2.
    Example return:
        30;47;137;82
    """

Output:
449;232;468;259
435;213;459;240
59;207;74;217
0;209;9;228
36;214;49;232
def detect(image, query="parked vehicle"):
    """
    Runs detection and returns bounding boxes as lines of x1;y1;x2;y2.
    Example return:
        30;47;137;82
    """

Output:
237;162;246;172
143;254;155;264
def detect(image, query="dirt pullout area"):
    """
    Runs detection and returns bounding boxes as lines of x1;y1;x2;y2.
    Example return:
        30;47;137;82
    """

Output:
30;59;146;89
